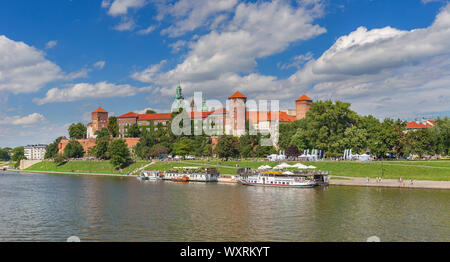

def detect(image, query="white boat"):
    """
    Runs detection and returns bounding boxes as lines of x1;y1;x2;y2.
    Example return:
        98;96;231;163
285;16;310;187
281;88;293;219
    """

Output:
140;170;164;180
240;171;317;188
163;167;219;182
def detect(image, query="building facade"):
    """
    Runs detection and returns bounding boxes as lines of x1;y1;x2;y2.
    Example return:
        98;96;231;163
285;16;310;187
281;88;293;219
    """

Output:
24;144;47;160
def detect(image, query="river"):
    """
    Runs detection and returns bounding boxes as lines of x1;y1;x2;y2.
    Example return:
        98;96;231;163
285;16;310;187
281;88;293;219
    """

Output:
0;171;448;242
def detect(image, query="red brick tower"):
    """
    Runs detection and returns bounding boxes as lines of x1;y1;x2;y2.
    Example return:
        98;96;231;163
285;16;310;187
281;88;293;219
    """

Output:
295;94;312;120
87;107;108;138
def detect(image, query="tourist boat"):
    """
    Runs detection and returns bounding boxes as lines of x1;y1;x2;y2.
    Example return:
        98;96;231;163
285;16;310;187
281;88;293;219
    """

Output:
137;171;150;180
141;170;164;180
164;167;219;182
239;171;317;188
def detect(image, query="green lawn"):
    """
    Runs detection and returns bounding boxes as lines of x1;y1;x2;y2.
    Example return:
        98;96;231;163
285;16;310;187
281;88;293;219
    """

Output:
183;160;450;181
26;159;450;181
26;160;151;175
301;161;450;181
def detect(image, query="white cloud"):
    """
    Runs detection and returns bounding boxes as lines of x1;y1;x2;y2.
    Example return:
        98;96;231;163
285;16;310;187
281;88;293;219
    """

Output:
33;81;153;105
133;0;326;96
0;113;47;126
104;0;147;17
278;52;314;70
137;25;156;35
45;40;58;49
168;40;187;53
114;18;135;31
93;61;106;69
159;0;238;37
0;35;62;94
284;3;450;118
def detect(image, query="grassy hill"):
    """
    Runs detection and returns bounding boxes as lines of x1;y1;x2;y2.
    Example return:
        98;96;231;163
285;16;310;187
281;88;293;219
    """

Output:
26;160;151;175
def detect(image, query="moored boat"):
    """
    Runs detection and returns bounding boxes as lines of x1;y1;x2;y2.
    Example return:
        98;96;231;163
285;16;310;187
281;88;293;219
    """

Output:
239;170;319;188
137;171;150;180
141;170;164;180
164;167;219;182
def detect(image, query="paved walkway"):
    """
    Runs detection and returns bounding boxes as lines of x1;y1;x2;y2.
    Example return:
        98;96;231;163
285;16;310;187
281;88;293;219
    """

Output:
331;176;450;190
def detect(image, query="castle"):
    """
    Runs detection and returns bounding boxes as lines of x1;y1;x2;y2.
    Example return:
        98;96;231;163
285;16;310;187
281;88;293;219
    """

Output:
115;86;312;138
60;87;312;153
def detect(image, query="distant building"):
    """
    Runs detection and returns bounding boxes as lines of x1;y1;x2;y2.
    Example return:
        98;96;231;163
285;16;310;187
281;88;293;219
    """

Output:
87;107;109;139
406;119;434;131
24;144;47;160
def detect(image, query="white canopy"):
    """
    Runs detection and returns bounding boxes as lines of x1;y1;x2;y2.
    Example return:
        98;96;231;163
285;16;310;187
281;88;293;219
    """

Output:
274;162;292;169
283;171;294;175
307;165;317;169
292;163;309;169
258;165;272;170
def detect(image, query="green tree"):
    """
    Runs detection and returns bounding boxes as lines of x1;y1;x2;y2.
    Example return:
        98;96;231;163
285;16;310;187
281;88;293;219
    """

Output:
108;116;119;137
404;129;435;158
135;132;158;159
215;135;239;159
126;123;141;138
45;137;65;159
11;147;25;162
145;109;156;114
172;137;193;156
0;148;10;161
239;134;258;158
68;123;87;139
108;139;131;169
64;140;85;158
54;153;68;165
94;128;110;139
150;144;169;158
90;138;110;159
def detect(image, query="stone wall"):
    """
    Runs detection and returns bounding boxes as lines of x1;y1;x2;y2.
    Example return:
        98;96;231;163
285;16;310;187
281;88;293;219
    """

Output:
59;138;141;155
20;159;42;170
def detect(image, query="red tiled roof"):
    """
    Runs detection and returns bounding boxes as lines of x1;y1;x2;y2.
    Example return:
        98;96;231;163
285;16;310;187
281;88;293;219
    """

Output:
296;94;312;102
246;111;296;123
406;120;434;129
138;113;172;120
93;107;107;113
119;112;138;118
229;91;247;99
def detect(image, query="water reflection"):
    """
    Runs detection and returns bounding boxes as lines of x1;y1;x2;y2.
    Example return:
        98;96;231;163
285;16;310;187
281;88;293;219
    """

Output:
0;172;448;242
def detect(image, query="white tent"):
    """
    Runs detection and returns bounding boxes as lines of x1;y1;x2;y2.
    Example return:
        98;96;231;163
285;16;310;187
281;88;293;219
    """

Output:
274;163;292;169
292;163;309;169
307;165;317;169
258;165;272;170
283;171;294;175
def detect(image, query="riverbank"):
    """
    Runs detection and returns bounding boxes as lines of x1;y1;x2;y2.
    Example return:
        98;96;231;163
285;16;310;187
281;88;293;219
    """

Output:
330;176;450;190
24;160;151;175
7;169;134;177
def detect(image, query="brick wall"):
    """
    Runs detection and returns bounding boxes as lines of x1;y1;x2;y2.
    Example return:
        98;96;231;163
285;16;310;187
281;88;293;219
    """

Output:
59;138;141;155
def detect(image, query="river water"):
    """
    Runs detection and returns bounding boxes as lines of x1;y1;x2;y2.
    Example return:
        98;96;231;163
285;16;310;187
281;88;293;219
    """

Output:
0;171;448;242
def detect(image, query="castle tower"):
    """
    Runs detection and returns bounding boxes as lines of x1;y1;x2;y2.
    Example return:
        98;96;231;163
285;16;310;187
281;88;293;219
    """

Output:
171;84;185;112
295;94;312;120
87;107;108;138
226;91;247;137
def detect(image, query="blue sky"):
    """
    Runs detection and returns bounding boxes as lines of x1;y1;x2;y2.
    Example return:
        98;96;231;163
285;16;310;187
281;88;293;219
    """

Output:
0;0;449;147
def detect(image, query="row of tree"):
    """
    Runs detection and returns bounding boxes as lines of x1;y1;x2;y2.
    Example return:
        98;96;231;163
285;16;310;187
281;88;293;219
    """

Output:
279;101;450;158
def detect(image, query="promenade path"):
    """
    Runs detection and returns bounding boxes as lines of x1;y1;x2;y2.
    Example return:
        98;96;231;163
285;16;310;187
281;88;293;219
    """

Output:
331;176;450;190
